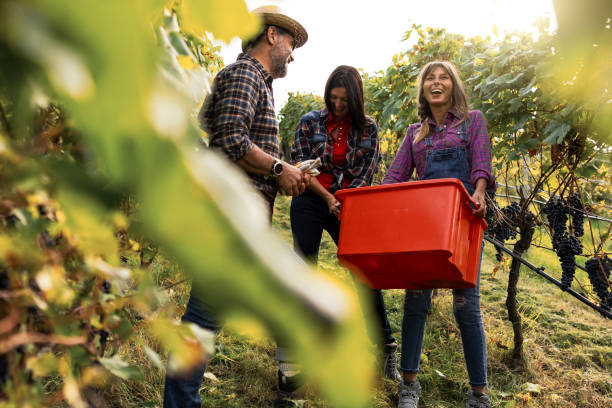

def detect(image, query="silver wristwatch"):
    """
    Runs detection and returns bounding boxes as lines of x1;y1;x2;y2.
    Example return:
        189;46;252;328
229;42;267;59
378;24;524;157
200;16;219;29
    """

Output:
270;158;283;176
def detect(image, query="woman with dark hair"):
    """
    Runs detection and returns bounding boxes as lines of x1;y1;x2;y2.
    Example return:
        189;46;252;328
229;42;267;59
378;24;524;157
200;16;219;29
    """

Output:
289;65;400;381
384;61;495;408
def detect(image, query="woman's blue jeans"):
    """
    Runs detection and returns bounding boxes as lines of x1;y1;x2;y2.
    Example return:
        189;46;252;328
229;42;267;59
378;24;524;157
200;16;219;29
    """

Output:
400;254;487;387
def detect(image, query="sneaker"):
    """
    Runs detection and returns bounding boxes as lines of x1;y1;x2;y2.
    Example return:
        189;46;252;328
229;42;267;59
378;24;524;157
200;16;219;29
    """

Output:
398;380;421;408
274;369;304;407
466;389;491;408
382;343;402;381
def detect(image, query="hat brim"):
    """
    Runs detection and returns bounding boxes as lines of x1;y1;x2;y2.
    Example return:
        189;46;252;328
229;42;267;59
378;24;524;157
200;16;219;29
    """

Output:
258;12;308;49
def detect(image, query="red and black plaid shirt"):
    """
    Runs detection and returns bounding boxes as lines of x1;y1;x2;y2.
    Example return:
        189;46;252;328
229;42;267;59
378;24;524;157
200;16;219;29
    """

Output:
199;53;279;203
291;108;380;193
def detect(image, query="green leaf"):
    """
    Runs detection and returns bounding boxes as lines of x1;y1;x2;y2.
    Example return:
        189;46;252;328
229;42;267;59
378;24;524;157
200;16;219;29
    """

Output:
494;73;513;85
575;164;598;178
525;138;541;149
99;355;143;380
513;114;531;131
507;72;525;85
508;97;523;113
519;77;537;97
168;32;193;57
543;120;571;144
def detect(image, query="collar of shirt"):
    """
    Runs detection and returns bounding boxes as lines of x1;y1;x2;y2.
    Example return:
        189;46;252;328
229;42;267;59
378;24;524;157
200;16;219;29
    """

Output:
327;111;352;134
426;107;462;127
238;52;273;90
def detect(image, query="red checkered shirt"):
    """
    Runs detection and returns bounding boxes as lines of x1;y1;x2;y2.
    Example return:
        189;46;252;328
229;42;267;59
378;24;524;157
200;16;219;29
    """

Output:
291;108;380;193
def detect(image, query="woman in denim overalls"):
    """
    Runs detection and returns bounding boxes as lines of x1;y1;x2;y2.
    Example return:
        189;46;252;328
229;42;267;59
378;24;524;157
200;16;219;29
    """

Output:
383;61;495;408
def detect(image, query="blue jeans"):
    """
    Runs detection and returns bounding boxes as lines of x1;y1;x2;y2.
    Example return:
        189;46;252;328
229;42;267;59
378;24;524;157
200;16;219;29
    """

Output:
163;197;283;408
400;257;487;387
162;292;219;408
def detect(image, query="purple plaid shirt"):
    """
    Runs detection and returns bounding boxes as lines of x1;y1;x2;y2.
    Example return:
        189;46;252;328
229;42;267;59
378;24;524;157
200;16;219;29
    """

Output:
291;108;380;193
383;109;495;190
199;53;279;203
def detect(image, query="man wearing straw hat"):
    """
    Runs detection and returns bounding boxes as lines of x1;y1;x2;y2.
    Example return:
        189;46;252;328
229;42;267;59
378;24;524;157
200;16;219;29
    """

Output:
163;6;309;408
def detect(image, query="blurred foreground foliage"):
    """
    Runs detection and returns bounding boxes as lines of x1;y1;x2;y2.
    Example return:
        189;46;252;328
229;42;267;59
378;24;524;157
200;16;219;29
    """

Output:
0;1;374;407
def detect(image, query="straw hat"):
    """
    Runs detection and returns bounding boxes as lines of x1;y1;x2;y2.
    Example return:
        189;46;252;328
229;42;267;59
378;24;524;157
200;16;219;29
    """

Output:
247;5;308;50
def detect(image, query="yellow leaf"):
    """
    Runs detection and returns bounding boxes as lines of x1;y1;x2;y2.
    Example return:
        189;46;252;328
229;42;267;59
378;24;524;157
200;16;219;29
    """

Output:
492;265;500;279
27;352;58;377
177;55;197;70
129;239;141;251
181;0;260;44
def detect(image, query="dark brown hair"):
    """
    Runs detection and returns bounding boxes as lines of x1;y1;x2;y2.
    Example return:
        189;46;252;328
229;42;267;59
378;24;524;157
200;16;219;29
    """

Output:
242;25;292;52
324;65;367;139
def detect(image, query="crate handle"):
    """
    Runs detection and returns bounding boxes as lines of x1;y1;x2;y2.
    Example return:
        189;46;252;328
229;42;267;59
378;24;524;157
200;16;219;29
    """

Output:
465;196;480;211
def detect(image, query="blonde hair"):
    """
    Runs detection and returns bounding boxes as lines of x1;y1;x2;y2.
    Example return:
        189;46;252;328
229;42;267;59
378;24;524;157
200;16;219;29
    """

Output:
413;61;470;144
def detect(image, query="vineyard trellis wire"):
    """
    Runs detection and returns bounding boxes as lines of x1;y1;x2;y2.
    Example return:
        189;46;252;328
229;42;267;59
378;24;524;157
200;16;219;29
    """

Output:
484;235;612;319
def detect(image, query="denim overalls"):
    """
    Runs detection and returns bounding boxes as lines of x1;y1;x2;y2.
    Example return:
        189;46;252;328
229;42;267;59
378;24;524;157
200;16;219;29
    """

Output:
400;121;488;387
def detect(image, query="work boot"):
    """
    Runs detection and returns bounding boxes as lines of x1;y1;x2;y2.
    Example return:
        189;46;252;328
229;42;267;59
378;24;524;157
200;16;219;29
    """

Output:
274;369;304;407
382;343;402;381
466;389;491;408
398;380;421;408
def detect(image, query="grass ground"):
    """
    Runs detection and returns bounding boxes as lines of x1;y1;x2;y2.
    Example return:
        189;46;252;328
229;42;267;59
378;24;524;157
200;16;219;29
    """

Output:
105;196;611;407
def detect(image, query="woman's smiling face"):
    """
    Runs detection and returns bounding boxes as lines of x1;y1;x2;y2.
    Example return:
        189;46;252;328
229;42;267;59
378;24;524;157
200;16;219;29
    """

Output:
329;87;348;119
423;66;454;108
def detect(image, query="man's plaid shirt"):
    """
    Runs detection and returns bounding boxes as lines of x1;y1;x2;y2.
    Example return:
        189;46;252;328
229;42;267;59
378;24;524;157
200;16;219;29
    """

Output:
290;108;380;193
199;53;279;203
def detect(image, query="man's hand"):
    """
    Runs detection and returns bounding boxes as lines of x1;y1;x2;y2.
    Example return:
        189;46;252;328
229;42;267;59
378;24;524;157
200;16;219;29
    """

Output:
277;162;307;196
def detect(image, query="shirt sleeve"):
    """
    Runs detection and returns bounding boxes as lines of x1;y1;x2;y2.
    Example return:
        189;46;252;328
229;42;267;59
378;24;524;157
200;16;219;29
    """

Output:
347;121;380;188
290;114;312;165
202;65;259;162
382;125;416;185
468;110;496;190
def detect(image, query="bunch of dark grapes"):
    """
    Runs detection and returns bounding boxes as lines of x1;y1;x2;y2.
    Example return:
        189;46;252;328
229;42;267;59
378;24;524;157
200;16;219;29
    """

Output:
484;198;497;231
557;234;583;290
567;193;585;238
487;201;521;261
584;256;612;310
542;198;568;250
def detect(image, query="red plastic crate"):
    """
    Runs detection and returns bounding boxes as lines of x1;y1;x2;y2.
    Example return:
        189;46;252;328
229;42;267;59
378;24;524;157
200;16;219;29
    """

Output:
334;179;487;289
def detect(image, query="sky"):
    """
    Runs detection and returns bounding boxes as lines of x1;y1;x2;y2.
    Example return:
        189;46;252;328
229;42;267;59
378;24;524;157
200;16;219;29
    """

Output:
218;0;558;112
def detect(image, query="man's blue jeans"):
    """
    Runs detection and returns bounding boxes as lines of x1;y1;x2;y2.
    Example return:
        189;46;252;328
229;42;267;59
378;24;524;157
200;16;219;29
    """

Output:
163;197;292;408
399;258;487;387
162;292;219;408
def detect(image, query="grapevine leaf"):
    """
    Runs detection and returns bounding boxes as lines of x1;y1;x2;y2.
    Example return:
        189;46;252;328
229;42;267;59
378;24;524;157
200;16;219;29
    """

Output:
543;120;571;144
99;355;143;380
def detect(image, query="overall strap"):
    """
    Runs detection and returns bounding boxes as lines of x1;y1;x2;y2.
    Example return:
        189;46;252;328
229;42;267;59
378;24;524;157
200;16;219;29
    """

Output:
425;134;434;148
459;119;468;143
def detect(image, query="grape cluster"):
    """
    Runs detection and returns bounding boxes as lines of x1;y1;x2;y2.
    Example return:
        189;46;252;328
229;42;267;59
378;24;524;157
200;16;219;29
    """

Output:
557;234;583;290
543;196;589;290
567;193;585;238
585;256;612;310
542;198;568;250
486;200;521;261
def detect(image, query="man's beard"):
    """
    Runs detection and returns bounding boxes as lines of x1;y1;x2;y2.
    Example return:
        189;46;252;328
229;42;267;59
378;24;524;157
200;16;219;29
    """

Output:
270;44;289;79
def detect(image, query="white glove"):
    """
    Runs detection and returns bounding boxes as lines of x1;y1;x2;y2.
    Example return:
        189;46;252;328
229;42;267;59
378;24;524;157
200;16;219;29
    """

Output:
295;158;322;176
